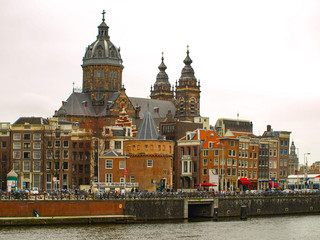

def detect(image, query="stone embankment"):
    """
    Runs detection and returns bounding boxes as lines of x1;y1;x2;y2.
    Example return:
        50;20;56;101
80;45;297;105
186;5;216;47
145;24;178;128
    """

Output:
0;195;319;225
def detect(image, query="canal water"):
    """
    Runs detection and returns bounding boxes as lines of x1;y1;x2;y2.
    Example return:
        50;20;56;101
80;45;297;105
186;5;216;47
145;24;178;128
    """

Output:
0;215;320;240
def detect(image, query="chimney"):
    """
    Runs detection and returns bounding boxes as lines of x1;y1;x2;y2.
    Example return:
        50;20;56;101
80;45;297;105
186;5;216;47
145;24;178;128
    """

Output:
267;125;271;132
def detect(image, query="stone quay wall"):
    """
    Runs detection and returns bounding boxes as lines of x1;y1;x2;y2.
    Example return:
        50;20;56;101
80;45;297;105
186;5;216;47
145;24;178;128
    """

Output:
216;195;320;218
0;196;319;222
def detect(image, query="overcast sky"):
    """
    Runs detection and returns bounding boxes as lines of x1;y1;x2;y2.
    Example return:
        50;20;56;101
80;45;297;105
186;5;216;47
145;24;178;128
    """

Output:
1;0;319;165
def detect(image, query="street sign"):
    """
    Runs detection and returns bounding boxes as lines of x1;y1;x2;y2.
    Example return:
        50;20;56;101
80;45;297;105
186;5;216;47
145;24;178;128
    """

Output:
125;169;128;175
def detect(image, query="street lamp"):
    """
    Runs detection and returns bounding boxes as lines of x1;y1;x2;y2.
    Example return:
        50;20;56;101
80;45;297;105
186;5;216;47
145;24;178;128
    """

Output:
92;137;99;185
304;152;310;189
124;145;131;190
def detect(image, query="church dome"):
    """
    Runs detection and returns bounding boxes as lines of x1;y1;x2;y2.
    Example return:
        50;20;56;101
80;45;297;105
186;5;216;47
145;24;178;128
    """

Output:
155;53;170;86
82;12;123;67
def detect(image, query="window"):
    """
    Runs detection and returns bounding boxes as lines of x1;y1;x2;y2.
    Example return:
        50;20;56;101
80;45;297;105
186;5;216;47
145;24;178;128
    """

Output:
63;141;69;148
23;143;31;149
33;161;40;172
147;159;153;167
106;160;113;169
13;142;21;149
203;159;208;166
231;141;235;147
13;151;21;159
63;162;68;170
63;150;69;159
23;161;30;171
209;142;213;148
203;150;208;156
33;142;41;149
47;140;53;148
284;159;287;167
113;141;121;149
1;141;6;148
284;149;288;156
214;158;219;166
232;168;237;176
130;176;135;183
55;150;60;159
203;168;207;175
54;162;60;170
33;151;41;159
13;133;21;141
227;158;232;166
55;141;61;148
120;177;125;183
23;152;31;159
14;161;20;171
33;174;40;188
119;161;124;169
187;147;191;155
193;147;197;156
24;134;31;140
214;150;219;156
79;165;83;173
47;150;53;159
180;147;184;156
232;159;237;166
46;161;52;170
227;168;231;176
33;133;41;141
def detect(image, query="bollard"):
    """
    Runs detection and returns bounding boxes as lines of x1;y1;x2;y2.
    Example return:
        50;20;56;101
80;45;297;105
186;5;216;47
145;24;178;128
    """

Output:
213;207;219;221
240;205;247;220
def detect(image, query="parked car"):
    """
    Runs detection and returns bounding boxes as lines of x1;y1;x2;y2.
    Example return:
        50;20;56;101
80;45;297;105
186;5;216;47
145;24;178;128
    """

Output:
30;187;39;194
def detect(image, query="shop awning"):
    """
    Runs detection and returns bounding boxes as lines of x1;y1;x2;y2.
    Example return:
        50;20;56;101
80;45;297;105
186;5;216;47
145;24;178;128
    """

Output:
238;178;252;185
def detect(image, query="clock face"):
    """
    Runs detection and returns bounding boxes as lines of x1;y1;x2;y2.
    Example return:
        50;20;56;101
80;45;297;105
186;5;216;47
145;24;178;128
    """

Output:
95;93;103;101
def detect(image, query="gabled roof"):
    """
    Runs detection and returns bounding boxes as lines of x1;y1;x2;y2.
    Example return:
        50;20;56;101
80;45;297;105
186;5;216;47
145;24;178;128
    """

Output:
178;129;218;142
101;150;122;157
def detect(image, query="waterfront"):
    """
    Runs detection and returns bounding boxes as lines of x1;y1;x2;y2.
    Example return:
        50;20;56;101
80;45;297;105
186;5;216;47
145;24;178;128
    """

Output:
0;215;320;240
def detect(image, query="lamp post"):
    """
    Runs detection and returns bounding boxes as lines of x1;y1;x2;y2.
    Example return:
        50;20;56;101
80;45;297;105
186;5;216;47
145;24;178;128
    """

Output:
92;137;99;186
124;145;131;190
304;152;310;189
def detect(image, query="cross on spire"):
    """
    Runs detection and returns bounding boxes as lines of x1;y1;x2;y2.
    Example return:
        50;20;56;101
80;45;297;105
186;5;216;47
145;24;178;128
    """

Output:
102;10;106;22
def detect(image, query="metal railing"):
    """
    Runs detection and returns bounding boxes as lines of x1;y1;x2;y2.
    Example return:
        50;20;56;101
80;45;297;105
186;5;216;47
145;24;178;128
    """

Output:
1;189;320;201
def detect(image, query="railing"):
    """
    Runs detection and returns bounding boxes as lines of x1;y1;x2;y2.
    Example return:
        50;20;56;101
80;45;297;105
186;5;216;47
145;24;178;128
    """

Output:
1;189;320;201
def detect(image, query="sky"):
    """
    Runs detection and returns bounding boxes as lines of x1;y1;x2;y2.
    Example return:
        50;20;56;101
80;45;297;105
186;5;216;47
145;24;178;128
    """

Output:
0;0;319;165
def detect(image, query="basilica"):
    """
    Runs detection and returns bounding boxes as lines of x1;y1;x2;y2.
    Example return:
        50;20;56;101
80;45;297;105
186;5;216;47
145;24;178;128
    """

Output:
55;11;201;131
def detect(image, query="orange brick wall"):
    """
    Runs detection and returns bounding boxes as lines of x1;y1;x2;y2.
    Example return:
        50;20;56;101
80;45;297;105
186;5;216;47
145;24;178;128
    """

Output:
0;200;124;217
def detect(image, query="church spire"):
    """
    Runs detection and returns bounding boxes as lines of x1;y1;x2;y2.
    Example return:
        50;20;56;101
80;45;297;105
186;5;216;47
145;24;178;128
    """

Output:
150;52;174;101
175;46;201;121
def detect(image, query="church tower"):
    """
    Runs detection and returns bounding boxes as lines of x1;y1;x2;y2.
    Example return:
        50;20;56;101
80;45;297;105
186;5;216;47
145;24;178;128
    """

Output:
175;47;201;121
82;10;124;113
150;53;174;101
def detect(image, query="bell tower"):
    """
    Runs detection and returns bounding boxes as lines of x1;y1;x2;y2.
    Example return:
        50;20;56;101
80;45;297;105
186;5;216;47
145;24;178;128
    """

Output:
150;53;174;101
175;46;201;121
82;10;124;113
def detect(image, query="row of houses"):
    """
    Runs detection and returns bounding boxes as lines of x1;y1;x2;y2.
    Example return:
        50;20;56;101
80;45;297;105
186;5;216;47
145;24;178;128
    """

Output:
0;107;301;192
